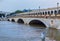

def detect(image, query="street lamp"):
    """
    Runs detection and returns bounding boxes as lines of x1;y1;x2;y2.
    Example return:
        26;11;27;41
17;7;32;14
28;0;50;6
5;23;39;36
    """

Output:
55;2;59;18
57;2;59;15
39;6;40;14
39;6;40;11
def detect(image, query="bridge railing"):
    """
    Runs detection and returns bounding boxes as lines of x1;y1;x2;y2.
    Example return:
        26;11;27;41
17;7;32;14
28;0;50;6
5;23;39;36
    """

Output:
7;13;60;19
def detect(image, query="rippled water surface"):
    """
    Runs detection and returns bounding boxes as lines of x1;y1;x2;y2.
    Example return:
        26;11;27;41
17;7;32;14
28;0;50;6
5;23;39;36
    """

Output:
0;21;60;41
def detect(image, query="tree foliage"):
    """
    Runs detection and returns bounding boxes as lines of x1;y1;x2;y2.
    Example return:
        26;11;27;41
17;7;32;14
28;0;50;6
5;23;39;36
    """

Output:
0;14;5;17
23;9;32;12
15;10;23;13
7;9;32;16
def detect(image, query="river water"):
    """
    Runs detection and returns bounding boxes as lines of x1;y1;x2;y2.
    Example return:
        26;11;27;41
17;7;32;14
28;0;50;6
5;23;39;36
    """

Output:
0;21;60;41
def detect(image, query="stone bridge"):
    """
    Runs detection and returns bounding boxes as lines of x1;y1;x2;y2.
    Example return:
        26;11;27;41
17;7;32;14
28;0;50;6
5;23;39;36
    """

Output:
6;7;60;29
7;15;60;28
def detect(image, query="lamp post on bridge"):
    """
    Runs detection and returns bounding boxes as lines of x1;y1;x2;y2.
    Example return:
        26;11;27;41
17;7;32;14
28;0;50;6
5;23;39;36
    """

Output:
57;2;59;14
39;6;41;17
28;9;31;17
56;2;59;18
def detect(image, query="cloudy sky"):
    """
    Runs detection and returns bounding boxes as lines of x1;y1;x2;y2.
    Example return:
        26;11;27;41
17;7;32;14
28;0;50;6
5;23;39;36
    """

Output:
0;0;60;12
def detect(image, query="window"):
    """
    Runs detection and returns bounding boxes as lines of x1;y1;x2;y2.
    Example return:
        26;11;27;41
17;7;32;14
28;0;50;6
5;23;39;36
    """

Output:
48;11;50;15
38;12;40;14
58;10;60;14
51;11;53;14
43;12;44;15
45;12;47;15
54;10;57;14
40;12;42;15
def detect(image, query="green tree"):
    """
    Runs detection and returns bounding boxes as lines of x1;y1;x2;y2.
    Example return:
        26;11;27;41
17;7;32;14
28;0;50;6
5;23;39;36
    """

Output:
15;10;23;13
0;14;5;17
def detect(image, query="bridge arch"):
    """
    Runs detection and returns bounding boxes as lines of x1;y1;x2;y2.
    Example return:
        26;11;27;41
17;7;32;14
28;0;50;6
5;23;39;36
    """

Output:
17;19;24;24
7;19;10;21
11;19;15;22
29;20;46;27
54;10;57;14
29;19;49;27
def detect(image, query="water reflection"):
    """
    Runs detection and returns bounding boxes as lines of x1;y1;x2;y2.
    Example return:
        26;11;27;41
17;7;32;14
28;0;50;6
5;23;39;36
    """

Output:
48;28;57;40
0;21;60;41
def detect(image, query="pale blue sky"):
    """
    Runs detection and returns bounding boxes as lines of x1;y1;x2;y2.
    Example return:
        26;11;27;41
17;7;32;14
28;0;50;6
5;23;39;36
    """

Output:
0;0;60;12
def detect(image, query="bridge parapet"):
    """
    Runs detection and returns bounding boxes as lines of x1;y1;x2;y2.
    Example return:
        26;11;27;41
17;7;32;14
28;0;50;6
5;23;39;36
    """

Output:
7;13;60;19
